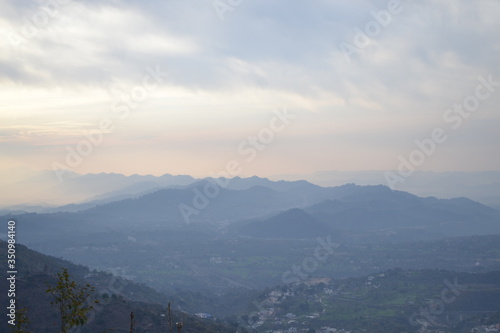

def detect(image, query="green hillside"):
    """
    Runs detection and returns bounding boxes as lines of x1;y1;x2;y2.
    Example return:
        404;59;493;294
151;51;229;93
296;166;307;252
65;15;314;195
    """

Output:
0;240;234;332
234;268;500;332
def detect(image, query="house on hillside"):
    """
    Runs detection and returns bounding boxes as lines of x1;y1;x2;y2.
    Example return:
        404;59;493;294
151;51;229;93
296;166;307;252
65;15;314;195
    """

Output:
471;324;500;333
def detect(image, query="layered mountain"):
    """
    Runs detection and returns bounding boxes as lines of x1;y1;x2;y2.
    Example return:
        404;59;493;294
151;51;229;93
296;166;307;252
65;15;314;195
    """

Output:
0;168;196;210
2;178;500;311
5;180;500;246
238;208;330;239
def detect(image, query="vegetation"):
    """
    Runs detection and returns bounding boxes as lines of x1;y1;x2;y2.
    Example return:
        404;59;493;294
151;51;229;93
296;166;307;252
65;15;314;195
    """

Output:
46;268;98;333
0;240;236;332
235;269;500;332
10;306;30;333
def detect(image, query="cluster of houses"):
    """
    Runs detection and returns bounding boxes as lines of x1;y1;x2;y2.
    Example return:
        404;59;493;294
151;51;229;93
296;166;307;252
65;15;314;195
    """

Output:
264;328;351;333
471;324;500;333
261;324;500;333
245;286;356;333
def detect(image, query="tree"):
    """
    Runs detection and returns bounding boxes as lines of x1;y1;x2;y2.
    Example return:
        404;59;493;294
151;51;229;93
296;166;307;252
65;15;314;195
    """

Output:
10;305;30;333
46;268;98;333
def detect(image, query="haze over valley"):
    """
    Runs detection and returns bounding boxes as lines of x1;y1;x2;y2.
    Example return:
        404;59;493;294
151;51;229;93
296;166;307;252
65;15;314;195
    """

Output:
2;0;500;332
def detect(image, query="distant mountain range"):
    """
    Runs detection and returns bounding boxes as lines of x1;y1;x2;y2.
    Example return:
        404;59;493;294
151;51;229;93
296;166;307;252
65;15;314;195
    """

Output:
233;183;500;241
238;208;330;239
2;168;500;210
0;167;196;211
277;170;500;209
4;177;499;247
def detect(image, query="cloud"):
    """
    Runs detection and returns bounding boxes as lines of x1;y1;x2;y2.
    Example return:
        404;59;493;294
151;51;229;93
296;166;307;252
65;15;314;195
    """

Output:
2;0;498;96
0;0;499;176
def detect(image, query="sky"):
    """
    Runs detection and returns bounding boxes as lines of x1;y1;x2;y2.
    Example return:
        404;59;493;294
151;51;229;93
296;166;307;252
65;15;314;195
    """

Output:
1;0;499;180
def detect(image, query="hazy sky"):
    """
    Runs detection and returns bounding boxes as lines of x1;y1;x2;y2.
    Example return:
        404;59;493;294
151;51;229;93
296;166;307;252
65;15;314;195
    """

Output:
1;0;499;179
